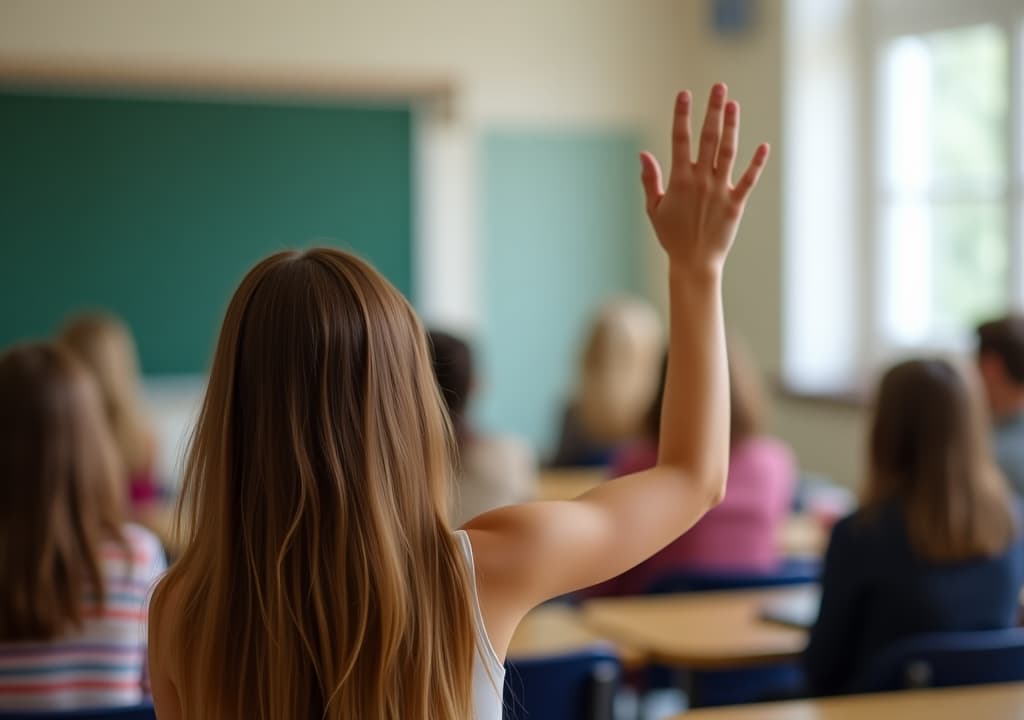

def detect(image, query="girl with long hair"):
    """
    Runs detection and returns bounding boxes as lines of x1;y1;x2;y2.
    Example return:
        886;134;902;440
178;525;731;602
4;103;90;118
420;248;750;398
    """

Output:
60;313;160;508
587;336;795;596
805;359;1024;695
149;84;770;719
0;343;165;711
550;297;664;467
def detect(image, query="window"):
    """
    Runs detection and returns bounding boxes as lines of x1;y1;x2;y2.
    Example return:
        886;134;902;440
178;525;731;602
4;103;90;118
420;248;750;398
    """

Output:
879;23;1010;348
784;0;1024;394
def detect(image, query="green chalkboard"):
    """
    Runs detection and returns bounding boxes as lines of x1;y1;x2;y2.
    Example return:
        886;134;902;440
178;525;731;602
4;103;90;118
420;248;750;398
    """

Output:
0;91;412;374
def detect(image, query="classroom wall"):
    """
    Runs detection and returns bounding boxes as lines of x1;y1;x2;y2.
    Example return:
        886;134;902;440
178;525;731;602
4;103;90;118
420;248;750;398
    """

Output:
665;0;866;488
0;0;867;486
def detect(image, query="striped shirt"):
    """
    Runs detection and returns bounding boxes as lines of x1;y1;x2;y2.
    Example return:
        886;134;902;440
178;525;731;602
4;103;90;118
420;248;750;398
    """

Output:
0;524;165;711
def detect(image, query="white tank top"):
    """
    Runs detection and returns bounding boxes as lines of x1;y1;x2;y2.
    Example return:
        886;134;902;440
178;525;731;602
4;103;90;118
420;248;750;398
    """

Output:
453;530;505;720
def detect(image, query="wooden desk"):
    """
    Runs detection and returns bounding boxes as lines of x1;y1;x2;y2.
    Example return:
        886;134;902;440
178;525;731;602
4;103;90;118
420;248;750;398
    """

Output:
671;683;1024;719
509;603;644;668
536;468;606;501
582;586;811;670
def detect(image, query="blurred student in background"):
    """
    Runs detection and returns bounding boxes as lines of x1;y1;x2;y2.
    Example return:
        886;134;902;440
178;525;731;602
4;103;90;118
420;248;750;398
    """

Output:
429;330;537;526
977;316;1024;496
550;297;663;467
0;343;165;711
805;359;1024;696
585;336;795;595
60;313;160;509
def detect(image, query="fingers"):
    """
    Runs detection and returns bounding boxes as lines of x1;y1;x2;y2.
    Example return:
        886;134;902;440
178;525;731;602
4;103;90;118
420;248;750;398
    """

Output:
731;143;771;204
716;100;740;183
639;151;665;216
669;91;692;180
696;83;727;172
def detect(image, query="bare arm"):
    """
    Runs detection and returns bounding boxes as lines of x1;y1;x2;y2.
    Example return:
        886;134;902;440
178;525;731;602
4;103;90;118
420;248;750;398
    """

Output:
466;84;770;654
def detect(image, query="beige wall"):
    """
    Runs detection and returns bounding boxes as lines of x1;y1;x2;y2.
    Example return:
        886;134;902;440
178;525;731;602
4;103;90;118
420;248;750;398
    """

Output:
0;0;866;486
664;0;865;488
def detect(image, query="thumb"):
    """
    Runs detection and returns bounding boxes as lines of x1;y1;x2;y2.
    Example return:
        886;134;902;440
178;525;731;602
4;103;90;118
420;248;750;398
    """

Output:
640;152;664;216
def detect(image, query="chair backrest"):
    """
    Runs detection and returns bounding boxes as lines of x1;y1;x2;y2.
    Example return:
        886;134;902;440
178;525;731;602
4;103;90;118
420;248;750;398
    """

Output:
853;628;1024;693
645;558;821;594
0;705;155;720
504;647;620;720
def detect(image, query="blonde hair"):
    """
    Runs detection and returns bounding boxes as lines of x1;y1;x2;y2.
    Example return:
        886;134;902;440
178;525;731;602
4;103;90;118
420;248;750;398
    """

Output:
0;343;125;640
577;297;664;443
151;249;476;719
59;313;152;475
864;358;1016;562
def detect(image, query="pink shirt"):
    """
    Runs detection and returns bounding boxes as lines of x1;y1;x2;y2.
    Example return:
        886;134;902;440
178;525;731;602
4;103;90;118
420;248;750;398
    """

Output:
586;436;796;597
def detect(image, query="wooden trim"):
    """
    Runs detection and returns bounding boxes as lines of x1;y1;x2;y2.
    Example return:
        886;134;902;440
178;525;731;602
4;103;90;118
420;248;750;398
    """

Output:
774;377;867;409
0;57;455;106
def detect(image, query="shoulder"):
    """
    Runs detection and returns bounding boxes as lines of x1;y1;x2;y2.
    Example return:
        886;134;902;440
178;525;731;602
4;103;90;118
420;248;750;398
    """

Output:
827;506;900;554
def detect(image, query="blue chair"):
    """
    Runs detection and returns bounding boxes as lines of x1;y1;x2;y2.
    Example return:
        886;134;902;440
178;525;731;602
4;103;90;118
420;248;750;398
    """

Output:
645;559;821;595
0;705;155;719
643;563;819;707
504;647;620;720
853;628;1024;693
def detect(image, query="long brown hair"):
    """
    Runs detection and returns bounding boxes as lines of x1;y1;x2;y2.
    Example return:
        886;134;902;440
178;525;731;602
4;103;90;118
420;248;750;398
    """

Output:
864;358;1016;562
0;343;125;640
151;249;477;719
646;335;765;448
60;313;152;476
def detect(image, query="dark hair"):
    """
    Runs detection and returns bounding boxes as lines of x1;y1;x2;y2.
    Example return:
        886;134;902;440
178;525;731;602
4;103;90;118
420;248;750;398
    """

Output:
977;316;1024;384
864;358;1015;562
0;343;125;640
428;331;474;439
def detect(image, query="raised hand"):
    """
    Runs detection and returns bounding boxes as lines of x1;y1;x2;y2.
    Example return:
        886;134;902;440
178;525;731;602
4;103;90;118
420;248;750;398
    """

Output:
640;84;770;275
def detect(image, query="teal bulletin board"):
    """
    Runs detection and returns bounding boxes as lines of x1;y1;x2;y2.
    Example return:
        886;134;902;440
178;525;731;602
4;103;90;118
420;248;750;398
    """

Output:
0;91;413;374
478;130;643;454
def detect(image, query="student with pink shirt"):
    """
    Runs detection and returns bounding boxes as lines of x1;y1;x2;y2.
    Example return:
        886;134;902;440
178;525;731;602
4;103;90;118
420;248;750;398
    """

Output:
589;338;795;596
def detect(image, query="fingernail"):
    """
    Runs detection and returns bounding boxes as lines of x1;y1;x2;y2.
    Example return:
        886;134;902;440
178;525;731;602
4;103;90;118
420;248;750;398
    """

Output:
714;84;726;97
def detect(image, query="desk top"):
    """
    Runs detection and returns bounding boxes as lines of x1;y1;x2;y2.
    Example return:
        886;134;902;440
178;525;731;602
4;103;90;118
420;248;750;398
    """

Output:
508;603;644;667
671;683;1024;720
582;586;811;669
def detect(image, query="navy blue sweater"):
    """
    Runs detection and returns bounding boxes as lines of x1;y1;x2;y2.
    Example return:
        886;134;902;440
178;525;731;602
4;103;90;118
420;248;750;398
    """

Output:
804;503;1024;696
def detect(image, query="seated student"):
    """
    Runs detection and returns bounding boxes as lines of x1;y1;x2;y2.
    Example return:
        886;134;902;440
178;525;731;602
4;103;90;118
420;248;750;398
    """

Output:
550;297;664;467
586;338;795;595
977;316;1024;496
147;85;771;719
0;343;165;711
805;359;1024;697
60;312;160;509
428;331;537;526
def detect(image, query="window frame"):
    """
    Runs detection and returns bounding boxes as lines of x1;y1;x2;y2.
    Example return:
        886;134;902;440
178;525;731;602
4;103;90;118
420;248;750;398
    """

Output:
781;0;1024;400
867;0;1024;359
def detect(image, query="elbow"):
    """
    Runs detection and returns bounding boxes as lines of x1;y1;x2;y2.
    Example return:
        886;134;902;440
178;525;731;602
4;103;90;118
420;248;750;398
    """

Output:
706;473;727;509
658;462;728;510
